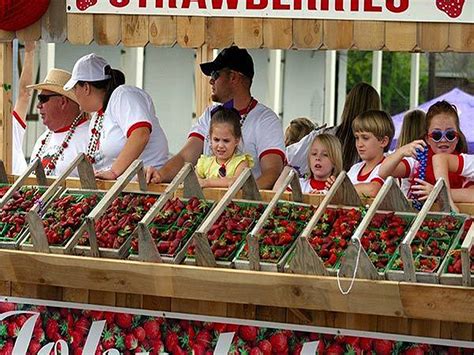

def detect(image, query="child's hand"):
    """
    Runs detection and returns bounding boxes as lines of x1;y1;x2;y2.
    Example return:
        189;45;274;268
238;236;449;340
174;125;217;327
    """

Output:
400;140;426;159
410;178;433;201
198;177;208;188
325;175;337;190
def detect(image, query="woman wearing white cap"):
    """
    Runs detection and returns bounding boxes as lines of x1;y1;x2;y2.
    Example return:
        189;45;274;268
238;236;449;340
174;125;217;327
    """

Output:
63;53;169;180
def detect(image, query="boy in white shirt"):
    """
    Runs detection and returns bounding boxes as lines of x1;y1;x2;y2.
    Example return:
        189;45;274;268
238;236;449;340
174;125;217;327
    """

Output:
346;110;395;197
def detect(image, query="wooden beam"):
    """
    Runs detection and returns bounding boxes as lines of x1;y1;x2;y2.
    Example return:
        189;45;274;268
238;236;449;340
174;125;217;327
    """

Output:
0;43;13;174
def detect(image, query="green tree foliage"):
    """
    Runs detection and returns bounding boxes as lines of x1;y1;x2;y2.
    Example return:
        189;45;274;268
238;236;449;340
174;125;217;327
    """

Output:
346;51;428;115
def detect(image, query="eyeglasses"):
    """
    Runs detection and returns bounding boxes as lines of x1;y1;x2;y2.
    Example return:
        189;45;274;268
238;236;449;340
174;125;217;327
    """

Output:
210;70;222;81
428;129;459;142
38;94;62;104
218;164;226;177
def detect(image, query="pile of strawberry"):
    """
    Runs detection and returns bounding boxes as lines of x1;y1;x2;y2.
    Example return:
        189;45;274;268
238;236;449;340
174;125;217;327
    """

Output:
187;201;265;261
361;212;412;272
238;203;315;263
307;208;363;267
445;218;474;274
0;302;471;354
0;185;10;198
391;215;464;273
129;197;212;256
0;187;43;241
42;194;101;246
78;193;158;249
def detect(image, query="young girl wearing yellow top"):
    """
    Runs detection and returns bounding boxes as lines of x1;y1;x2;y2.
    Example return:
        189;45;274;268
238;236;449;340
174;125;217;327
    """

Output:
196;106;253;188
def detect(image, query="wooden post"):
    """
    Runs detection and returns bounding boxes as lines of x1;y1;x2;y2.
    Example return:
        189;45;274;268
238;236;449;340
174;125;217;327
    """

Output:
377;177;414;213
330;172;361;207
0;160;8;183
195;45;213;118
0;43;13;174
137;224;162;263
461;224;474;287
26;210;49;253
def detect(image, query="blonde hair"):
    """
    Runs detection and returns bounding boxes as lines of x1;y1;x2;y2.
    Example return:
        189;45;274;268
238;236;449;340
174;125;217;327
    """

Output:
352;110;395;152
397;109;426;149
285;117;316;146
307;134;343;179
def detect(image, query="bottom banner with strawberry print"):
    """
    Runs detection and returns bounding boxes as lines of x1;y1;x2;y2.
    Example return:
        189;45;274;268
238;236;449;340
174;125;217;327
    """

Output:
0;297;472;354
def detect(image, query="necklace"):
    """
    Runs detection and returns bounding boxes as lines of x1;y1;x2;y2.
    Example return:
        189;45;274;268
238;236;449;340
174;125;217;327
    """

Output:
238;97;257;126
36;112;86;175
86;110;104;163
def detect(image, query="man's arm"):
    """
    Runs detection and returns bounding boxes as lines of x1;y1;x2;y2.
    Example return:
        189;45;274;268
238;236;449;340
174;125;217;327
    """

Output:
256;154;284;190
14;41;35;120
147;137;203;183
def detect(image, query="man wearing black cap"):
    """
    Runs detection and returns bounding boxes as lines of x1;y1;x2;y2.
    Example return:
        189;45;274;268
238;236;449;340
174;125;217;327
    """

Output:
146;46;285;189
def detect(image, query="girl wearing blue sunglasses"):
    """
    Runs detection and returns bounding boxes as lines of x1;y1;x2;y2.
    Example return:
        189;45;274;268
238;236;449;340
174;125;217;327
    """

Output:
380;100;470;202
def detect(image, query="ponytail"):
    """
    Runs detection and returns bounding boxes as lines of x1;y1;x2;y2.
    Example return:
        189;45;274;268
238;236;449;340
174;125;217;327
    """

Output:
76;65;125;110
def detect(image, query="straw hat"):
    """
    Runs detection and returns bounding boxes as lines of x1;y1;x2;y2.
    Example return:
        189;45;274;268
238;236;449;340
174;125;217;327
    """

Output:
27;69;79;104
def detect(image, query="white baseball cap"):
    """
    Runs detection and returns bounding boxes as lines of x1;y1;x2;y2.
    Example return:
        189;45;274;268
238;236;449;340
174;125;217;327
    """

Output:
63;53;111;91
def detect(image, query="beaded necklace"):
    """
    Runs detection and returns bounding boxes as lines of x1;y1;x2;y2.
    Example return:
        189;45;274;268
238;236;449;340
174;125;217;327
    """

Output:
238;97;257;126
86;110;104;163
35;112;86;175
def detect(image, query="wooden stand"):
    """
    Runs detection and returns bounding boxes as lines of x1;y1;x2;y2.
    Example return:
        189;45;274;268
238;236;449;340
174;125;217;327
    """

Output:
189;168;261;267
0;160;8;184
136;163;206;263
287;172;361;275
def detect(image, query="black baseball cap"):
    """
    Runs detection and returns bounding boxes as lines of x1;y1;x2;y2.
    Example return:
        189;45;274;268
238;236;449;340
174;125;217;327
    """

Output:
200;46;254;80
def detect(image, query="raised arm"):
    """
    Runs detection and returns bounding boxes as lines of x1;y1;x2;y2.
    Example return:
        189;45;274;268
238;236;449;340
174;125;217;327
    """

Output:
14;41;36;120
379;140;426;179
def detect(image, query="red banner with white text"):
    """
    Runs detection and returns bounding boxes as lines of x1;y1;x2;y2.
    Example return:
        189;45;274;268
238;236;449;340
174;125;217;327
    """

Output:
0;297;473;354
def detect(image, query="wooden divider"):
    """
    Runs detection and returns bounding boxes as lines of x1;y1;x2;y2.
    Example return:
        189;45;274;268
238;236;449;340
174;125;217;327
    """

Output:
0;43;13;174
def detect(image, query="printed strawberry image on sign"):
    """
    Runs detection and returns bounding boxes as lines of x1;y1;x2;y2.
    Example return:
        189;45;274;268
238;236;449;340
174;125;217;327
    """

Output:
436;0;465;18
76;0;98;11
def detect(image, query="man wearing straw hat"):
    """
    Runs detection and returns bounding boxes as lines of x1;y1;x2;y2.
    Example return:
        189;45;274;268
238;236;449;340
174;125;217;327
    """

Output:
27;68;89;177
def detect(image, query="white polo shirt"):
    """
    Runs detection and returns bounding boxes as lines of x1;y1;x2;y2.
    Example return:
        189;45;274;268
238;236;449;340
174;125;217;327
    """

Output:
12;111;27;175
31;117;90;177
189;101;285;178
347;161;384;186
91;85;169;172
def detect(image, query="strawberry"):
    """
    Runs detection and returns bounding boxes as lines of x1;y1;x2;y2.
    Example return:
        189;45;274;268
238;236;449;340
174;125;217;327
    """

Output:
115;313;133;329
269;333;288;353
143;319;160;339
373;339;394;354
165;331;179;351
359;337;373;351
125;333;138;350
45;319;59;340
325;343;344;354
239;325;258;342
28;339;42;354
192;343;208;355
404;345;426;355
250;347;263;355
0;303;15;313
195;329;213;347
133;326;146;342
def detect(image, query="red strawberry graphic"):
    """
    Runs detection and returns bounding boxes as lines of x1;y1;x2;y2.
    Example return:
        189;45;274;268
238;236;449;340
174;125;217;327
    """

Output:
436;0;465;18
76;0;97;11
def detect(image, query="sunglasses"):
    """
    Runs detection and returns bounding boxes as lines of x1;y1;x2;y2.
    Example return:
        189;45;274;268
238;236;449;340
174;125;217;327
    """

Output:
38;94;62;104
428;129;459;142
218;164;226;178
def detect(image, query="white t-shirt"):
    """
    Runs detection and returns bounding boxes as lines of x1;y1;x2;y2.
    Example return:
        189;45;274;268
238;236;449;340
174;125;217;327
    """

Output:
91;85;169;172
459;154;474;186
299;177;327;194
31;117;90;177
12;111;27;175
347;161;384;186
189;101;285;178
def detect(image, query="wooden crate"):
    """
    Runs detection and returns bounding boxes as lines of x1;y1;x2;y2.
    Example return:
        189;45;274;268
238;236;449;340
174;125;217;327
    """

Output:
386;212;468;284
19;188;105;254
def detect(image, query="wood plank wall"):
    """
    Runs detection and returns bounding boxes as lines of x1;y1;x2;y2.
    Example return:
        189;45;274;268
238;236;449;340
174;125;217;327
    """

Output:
1;283;472;342
0;1;472;52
